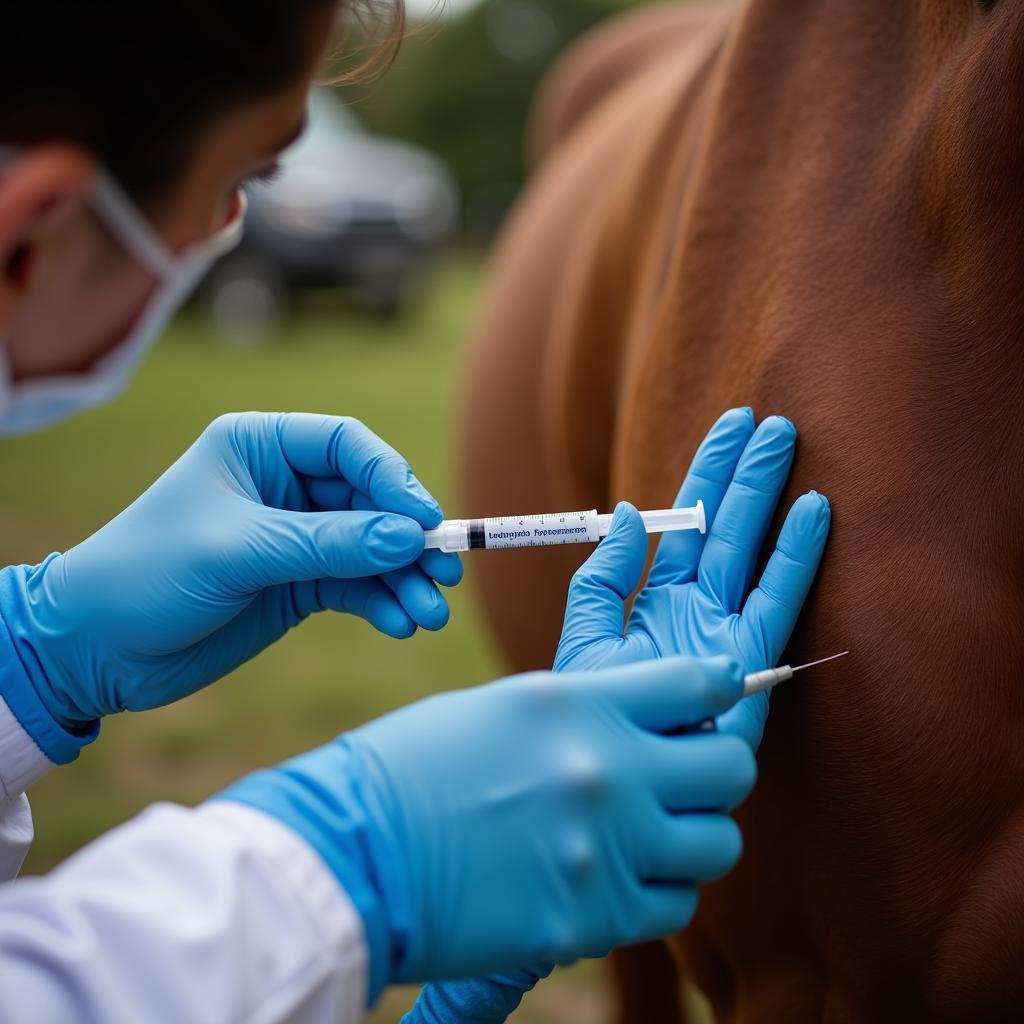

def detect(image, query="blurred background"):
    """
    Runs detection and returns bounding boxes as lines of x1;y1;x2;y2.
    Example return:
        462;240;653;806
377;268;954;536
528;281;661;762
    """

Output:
0;2;698;1020
197;0;650;344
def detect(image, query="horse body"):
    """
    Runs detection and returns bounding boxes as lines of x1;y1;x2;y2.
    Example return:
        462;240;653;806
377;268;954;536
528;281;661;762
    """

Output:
461;2;1024;1020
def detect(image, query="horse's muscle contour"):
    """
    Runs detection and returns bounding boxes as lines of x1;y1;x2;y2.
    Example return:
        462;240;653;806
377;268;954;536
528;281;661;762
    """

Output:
461;1;1024;1021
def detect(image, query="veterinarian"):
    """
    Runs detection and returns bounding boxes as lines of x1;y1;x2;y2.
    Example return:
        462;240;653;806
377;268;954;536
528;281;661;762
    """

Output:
0;4;831;1021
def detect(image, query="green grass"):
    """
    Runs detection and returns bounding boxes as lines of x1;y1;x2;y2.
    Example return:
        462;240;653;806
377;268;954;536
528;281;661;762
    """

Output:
0;256;503;868
0;256;624;1022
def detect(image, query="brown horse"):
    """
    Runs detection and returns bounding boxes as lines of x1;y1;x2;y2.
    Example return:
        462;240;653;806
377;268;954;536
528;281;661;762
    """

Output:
459;1;1024;1020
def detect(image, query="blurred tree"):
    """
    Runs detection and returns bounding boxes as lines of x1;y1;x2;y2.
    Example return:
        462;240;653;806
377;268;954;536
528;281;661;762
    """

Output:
340;0;637;239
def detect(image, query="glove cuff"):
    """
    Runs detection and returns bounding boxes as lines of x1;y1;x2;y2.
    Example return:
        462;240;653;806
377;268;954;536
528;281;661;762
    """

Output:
213;738;395;1006
0;566;98;765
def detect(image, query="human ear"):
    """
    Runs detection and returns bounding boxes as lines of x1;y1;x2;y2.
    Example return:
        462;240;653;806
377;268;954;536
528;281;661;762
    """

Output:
0;144;95;336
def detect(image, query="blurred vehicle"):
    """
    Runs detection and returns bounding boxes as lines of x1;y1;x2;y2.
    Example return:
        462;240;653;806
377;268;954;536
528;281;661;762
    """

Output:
200;88;458;340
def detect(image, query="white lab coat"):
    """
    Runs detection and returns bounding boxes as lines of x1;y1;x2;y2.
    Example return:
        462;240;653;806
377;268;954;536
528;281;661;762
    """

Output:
0;697;370;1023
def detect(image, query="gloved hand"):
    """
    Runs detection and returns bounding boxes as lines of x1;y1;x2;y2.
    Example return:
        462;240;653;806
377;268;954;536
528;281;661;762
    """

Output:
0;412;461;759
400;966;554;1024
555;407;831;751
410;408;831;1021
217;654;756;1002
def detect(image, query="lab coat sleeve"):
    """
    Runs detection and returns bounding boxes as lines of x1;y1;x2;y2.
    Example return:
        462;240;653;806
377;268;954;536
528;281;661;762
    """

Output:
0;695;54;881
0;800;370;1024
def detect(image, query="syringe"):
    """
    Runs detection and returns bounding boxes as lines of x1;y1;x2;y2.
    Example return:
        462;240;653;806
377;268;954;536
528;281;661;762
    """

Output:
423;502;706;554
678;652;849;732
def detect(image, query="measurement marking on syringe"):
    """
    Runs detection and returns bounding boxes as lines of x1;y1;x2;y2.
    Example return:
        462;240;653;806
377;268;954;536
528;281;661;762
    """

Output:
424;503;706;554
475;511;598;549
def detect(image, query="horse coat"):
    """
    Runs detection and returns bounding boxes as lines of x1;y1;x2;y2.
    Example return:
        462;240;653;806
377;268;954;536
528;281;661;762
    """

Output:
459;2;1024;1020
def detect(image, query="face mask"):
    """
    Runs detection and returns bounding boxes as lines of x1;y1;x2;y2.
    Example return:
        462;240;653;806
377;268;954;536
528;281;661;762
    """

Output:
0;166;246;436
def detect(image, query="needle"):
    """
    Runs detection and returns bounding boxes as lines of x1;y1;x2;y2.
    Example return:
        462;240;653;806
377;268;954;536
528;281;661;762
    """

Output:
742;650;850;698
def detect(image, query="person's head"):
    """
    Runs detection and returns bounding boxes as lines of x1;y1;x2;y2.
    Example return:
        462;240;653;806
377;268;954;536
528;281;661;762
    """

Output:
0;1;402;421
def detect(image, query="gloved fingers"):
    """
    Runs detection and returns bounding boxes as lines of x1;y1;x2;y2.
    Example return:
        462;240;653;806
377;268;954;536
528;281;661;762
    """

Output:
740;490;831;666
346;487;376;512
349;488;463;587
244;508;424;588
304;474;357;512
276;413;443;527
591;654;743;732
417;546;464;588
697;416;797;614
554;503;647;668
647;731;757;811
626;883;699;945
380;565;451;631
640;812;743;884
647;408;755;587
316;578;417;638
488;965;555;987
402;968;552;1024
714;691;770;752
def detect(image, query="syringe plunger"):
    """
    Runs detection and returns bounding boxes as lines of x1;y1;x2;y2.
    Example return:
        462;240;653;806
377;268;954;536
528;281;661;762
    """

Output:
596;505;705;538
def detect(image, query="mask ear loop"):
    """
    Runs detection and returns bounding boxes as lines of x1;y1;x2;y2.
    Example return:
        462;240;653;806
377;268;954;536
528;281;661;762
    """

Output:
0;157;248;436
90;170;177;280
0;152;176;281
203;189;248;257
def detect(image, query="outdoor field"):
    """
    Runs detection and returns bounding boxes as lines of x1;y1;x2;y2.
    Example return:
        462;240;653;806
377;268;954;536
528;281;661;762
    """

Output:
0;257;626;1022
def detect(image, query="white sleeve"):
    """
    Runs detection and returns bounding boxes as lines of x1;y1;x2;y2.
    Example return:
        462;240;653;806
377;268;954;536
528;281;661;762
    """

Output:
0;800;369;1024
0;695;55;882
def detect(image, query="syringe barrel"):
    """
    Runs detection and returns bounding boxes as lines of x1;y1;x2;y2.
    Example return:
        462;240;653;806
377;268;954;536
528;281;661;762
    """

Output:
423;511;600;552
423;501;706;553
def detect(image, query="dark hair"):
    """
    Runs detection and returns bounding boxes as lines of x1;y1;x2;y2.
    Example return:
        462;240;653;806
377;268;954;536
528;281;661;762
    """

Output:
0;2;405;200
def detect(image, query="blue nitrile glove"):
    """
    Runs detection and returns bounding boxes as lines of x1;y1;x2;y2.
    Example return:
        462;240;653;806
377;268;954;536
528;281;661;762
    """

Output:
216;654;756;1004
400;966;554;1024
408;408;831;1022
0;412;461;760
555;408;831;752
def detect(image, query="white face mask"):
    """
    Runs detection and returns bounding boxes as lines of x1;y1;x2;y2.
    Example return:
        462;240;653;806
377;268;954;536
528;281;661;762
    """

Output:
0;166;246;436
